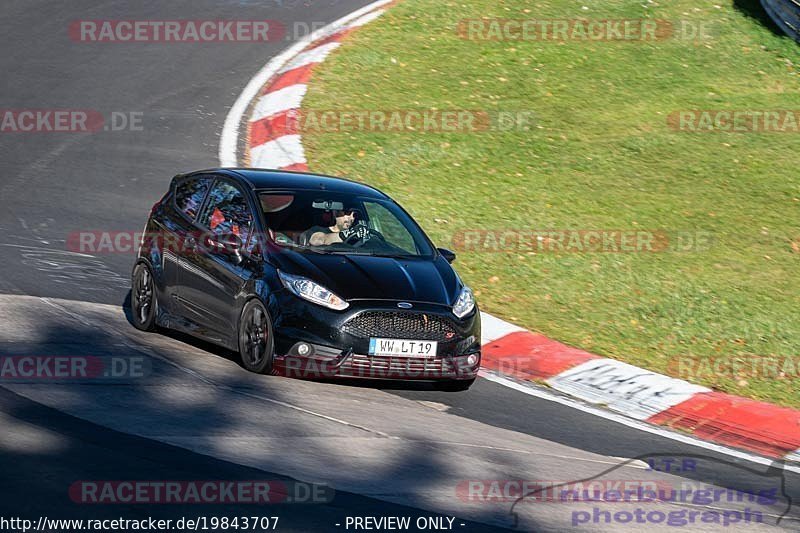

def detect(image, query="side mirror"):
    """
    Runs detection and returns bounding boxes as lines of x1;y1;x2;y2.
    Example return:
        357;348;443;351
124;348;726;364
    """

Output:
437;247;456;264
206;233;243;263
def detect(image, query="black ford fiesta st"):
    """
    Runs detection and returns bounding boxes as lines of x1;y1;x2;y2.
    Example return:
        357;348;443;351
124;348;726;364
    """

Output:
131;168;480;390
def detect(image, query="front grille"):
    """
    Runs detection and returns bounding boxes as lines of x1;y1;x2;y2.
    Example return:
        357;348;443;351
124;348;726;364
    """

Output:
342;311;458;341
338;354;454;378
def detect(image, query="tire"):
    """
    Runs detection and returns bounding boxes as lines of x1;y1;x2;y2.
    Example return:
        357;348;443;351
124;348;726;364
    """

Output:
131;263;158;332
238;299;275;374
438;378;475;392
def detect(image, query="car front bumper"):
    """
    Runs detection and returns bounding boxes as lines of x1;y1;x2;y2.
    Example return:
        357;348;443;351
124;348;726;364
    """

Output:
268;291;481;381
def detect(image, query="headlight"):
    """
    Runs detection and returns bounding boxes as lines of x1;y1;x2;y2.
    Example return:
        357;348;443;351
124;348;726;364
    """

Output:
278;270;349;311
452;286;475;318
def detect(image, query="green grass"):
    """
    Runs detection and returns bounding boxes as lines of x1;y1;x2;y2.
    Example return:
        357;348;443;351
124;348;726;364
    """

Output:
302;0;800;408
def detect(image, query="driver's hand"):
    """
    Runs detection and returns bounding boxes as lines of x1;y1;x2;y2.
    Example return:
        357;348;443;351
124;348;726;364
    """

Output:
339;223;371;244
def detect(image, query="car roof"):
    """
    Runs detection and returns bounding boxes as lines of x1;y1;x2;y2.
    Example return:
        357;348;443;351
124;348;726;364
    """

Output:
185;168;390;199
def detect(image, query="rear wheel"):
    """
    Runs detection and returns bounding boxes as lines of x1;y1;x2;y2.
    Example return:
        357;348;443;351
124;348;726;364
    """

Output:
238;299;275;374
131;263;157;331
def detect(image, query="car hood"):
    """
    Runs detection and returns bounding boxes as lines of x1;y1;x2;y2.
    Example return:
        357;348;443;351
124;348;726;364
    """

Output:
272;251;460;306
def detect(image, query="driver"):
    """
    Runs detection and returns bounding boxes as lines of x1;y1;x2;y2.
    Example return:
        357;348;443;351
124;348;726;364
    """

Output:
308;208;370;246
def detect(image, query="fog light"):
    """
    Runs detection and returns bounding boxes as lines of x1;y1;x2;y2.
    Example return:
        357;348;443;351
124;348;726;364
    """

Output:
297;343;311;356
467;354;479;366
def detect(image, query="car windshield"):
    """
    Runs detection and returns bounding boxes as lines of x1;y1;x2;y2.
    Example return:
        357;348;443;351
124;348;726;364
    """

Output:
257;190;434;258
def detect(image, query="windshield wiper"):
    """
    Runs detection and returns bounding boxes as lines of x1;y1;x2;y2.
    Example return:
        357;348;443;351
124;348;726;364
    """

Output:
303;247;337;254
342;251;419;258
276;241;335;254
284;245;417;258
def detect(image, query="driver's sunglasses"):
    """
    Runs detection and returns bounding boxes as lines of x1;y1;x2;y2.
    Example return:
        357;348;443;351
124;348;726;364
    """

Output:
335;209;356;216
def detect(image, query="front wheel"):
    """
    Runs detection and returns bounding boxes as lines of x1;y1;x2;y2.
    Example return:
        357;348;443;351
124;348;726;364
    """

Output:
238;299;275;374
131;263;157;331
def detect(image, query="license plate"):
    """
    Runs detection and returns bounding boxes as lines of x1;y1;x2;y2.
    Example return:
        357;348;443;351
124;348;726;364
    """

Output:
368;338;438;357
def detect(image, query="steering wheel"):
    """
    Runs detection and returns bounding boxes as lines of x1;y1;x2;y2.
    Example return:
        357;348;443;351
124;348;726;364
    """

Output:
350;226;386;248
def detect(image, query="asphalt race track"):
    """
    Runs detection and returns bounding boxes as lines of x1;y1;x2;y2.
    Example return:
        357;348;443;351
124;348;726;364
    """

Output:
0;1;798;531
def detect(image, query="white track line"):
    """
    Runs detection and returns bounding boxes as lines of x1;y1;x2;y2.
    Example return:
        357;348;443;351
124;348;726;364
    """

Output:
347;8;387;29
219;0;395;167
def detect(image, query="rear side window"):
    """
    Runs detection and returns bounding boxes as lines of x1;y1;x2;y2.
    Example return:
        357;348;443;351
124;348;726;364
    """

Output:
197;180;254;246
174;177;212;220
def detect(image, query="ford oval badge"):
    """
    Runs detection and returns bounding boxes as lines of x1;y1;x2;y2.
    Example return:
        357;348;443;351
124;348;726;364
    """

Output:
397;302;413;309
